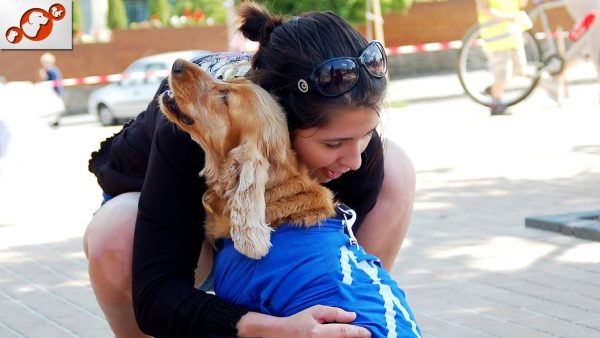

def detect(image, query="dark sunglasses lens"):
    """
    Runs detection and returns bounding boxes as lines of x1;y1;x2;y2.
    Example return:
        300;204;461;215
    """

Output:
314;59;359;96
361;43;386;77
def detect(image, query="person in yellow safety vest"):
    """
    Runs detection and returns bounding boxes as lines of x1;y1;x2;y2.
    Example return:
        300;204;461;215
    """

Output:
476;0;530;115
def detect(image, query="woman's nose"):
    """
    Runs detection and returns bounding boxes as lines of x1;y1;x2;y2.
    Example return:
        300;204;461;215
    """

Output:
340;144;362;171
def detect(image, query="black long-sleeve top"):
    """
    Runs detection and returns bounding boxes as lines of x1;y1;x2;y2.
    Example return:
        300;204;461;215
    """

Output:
88;55;384;337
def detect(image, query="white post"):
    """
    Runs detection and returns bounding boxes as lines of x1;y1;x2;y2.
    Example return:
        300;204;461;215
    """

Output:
223;0;237;51
372;0;385;46
365;0;373;41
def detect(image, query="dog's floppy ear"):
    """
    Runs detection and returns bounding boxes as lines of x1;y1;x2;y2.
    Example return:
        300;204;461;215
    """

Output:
222;137;272;259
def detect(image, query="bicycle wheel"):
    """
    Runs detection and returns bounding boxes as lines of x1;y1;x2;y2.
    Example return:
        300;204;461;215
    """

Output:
457;24;542;107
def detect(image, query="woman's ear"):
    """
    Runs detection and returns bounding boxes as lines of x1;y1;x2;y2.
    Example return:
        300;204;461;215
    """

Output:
221;138;272;259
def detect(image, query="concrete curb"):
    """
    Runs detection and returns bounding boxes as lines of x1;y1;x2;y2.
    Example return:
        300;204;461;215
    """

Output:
525;210;600;241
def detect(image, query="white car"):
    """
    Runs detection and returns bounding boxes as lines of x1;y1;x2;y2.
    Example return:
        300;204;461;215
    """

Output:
88;50;210;126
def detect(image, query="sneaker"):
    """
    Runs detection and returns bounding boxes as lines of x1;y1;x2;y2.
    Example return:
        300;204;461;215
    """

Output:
490;103;511;116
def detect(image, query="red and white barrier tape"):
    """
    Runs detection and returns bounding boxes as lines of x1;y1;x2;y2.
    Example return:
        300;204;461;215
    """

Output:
44;69;170;88
386;40;463;55
41;31;570;88
37;42;464;88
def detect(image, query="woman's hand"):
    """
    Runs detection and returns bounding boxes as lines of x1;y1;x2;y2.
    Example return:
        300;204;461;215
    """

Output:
237;305;371;338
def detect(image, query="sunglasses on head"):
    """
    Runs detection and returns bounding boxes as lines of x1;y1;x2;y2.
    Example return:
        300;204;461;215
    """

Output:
296;41;387;97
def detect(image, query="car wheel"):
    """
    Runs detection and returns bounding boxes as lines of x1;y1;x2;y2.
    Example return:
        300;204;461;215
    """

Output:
98;105;116;126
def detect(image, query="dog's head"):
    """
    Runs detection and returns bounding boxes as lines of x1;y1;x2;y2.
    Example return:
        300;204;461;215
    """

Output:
160;58;291;258
6;29;19;43
160;58;291;181
28;11;49;26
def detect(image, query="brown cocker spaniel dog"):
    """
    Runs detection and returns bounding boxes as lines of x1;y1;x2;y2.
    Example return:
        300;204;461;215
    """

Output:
159;59;335;259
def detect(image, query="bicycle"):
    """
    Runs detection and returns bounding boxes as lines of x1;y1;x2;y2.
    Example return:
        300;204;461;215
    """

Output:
457;0;598;108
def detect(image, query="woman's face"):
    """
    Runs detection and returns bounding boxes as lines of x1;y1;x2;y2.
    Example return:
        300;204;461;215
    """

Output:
292;106;380;183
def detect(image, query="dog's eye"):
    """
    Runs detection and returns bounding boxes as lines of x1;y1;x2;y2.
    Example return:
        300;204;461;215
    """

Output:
219;90;229;106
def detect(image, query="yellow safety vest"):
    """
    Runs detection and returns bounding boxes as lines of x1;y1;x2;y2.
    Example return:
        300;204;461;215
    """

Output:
478;0;524;52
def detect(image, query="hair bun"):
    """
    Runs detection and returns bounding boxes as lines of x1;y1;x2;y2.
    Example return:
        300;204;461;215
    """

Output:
237;2;283;45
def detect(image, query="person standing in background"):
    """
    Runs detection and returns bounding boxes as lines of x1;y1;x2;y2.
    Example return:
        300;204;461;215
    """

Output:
476;0;530;115
38;53;65;127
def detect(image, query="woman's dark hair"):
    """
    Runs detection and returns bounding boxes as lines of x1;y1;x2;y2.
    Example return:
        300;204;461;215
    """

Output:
237;2;387;134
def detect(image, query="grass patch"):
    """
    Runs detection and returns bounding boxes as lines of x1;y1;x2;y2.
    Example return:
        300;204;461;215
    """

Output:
389;99;407;108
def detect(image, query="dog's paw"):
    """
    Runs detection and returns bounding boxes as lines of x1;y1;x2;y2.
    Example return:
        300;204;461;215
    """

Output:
232;224;273;259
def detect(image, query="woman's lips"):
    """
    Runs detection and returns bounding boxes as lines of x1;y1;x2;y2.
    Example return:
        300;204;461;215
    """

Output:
323;168;343;180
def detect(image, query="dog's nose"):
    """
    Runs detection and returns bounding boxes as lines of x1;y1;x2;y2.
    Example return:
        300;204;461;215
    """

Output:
172;59;185;75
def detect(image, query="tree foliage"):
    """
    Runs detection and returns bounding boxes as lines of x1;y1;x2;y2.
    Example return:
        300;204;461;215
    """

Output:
235;0;414;24
148;0;170;25
172;0;193;16
107;0;128;30
173;0;226;23
72;0;82;34
196;0;227;23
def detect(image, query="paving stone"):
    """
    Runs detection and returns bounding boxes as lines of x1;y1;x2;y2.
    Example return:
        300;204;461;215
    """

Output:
416;314;497;338
511;315;600;338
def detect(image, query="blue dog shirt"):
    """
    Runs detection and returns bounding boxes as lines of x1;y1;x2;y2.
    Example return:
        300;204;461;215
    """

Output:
213;212;422;338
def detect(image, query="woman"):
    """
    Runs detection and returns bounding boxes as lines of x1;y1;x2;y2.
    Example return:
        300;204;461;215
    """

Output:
84;3;415;337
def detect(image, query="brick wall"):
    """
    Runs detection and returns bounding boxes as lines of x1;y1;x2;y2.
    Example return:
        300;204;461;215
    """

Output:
379;0;478;47
0;25;229;83
378;0;573;47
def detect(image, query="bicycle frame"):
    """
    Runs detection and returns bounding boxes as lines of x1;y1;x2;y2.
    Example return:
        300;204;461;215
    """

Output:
527;0;597;73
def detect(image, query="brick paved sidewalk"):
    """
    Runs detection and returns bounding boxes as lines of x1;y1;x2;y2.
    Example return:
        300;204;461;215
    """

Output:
0;73;599;337
385;80;600;337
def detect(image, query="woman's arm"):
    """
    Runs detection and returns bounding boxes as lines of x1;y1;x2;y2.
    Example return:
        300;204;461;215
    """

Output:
355;140;416;271
131;87;249;336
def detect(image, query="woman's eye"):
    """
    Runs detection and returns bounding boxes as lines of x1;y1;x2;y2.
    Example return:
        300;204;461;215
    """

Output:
325;142;342;149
